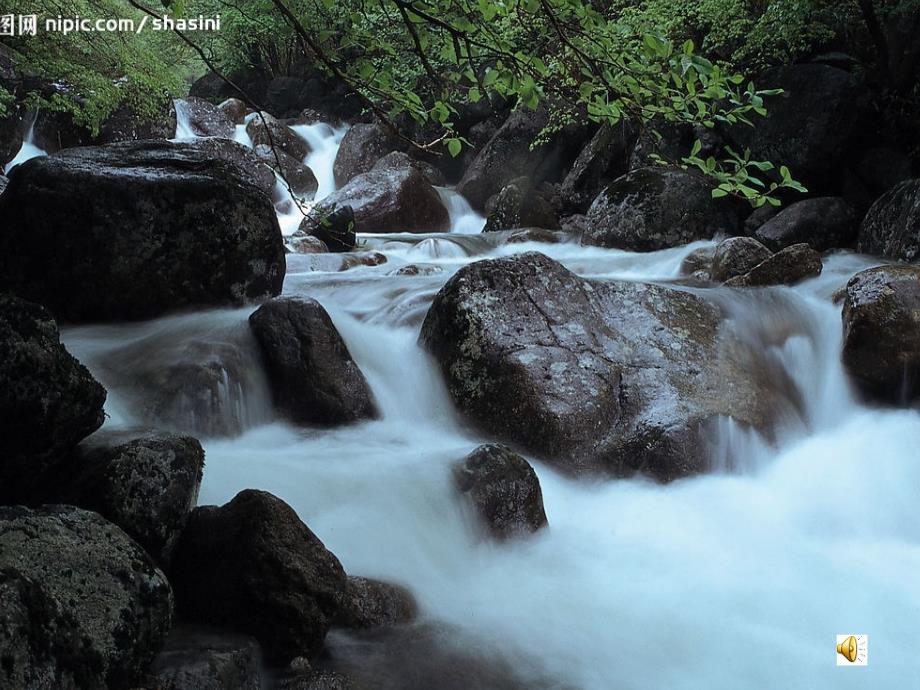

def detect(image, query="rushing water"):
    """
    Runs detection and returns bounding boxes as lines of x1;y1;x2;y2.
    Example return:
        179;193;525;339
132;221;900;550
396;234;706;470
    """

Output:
3;113;47;174
61;119;920;688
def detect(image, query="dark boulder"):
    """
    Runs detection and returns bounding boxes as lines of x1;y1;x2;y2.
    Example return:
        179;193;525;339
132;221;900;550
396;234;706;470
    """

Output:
420;252;789;480
249;298;378;426
0;293;106;503
483;179;559;232
452;444;548;540
0;505;173;688
842;265;920;403
246;112;310;161
296;204;357;253
630;118;722;171
192;137;277;196
93;102;178;145
316;163;449;234
858;178;920;261
59;433;205;566
854;147;914;198
0;140;285;322
582;167;742;251
170;490;348;663
724;244;823;287
333;122;402;187
336;577;418;630
753;197;857;251
254;143;318;197
711;237;773;283
373;151;446;187
176;97;236;139
146;625;264;690
559;121;638;214
218;97;250;124
743;203;781;236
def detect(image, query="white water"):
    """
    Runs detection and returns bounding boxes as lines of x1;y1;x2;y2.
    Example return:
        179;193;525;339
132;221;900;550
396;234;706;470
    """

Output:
61;121;920;687
3;115;47;174
437;187;487;234
291;122;347;201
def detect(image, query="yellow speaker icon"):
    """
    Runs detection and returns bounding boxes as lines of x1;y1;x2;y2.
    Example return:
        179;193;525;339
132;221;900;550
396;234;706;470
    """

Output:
837;635;858;663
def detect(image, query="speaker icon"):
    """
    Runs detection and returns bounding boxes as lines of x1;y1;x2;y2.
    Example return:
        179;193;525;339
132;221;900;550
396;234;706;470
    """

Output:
836;634;868;666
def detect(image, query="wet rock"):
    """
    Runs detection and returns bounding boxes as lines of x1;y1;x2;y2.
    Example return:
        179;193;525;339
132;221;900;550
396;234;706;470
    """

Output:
629;117;722;171
373;151;446;187
333;122;401;187
858;178;920;261
453;444;548;540
246;112;311;161
711;237;773;283
0;293;106;504
504;228;565;245
278;670;354;690
0;505;173;688
420;252;787;480
336;577;418;630
316;163;449;234
389;264;443;277
176;96;236;138
191;137;278;196
559;121;638;214
291;235;330;254
743;203;781;236
724;243;823;287
842;265;920;403
679;246;716;278
0;173;7;195
93;102;178;145
249;298;378;426
582;167;742;251
59;433;204;566
483;179;559;232
146;625;264;690
218;97;250;124
0;140;285;322
170;490;348;663
254;143;318;197
297;204;357;253
753;197;857;251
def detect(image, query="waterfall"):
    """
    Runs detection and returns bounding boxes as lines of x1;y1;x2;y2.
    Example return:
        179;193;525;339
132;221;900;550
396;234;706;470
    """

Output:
172;99;196;139
437;187;486;234
291;122;347;201
3;114;47;174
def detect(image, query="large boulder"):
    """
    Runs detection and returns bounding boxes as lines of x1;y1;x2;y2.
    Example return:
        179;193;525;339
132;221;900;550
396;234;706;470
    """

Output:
482;179;559;232
726;63;870;195
192;137;277;196
315;161;449;233
0;505;173;689
559;121;638;214
0;140;285;322
254;143;318;197
582;167;742;251
0;293;106;503
333;122;401;187
93;102;178;145
420;252;790;480
858;178;920;261
842;265;920;403
724;244;823;287
710;237;773;283
146;625;264;690
246;112;310;161
249;298;378;426
456;106;592;210
58;433;205;566
336;577;418;630
170;490;348;663
452;444;548;540
295;204;357;253
175;97;236;138
753;197;857;251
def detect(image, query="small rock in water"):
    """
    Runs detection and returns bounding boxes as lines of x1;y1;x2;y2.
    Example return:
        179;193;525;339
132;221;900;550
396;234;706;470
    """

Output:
246;111;311;161
679;246;716;278
290;234;331;254
711;237;773;283
254;143;318;198
146;624;264;690
297;204;357;253
177;96;235;138
336;576;418;629
453;444;548;540
218;97;250;124
724;243;822;287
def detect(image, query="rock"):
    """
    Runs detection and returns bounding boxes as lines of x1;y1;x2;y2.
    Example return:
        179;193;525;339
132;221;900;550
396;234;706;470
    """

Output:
337;577;418;630
483;179;559;232
176;97;236;138
389;264;443;277
170;490;348;663
559;121;638;214
504;228;565;244
218;97;250;124
726;64;870;195
58;433;204;566
93;102;178;145
291;235;331;254
452;444;548;540
249;298;378;426
842;265;920;403
278;670;354;690
0;140;285;322
753;197;857;251
333;123;402;187
456;106;592;210
582;167;742;251
629;118;723;170
0;505;173;688
724;243;823;287
316;165;449;234
0;173;7;195
192;137;278;196
254;143;318;197
711;237;773;282
297;205;357;253
855;147;914;198
373;151;446;187
0;293;106;504
146;625;264;690
679;246;716;278
420;252;789;480
858;178;920;261
246;112;310;161
743;203;781;236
